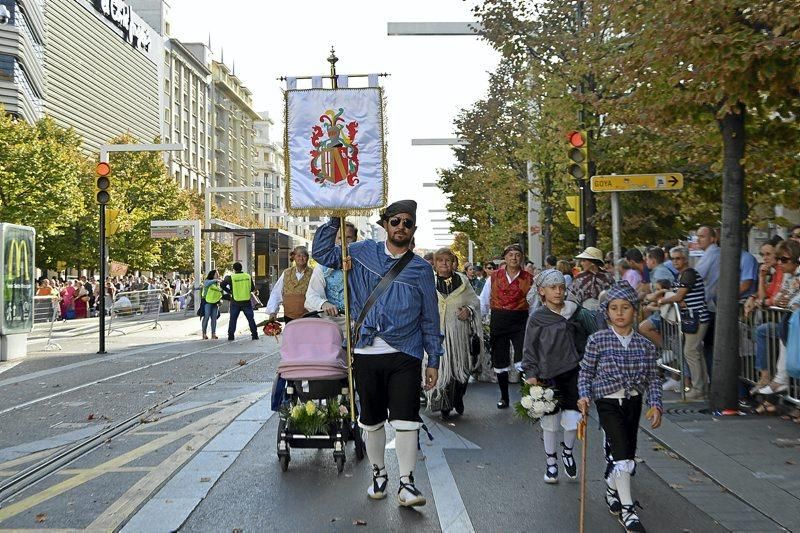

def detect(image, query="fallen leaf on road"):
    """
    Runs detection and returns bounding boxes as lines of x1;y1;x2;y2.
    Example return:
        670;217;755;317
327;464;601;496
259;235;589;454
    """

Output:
669;483;684;489
87;413;95;421
353;519;367;526
238;359;247;366
786;460;796;465
232;529;243;533
35;513;46;523
344;473;353;478
186;445;194;451
200;477;211;483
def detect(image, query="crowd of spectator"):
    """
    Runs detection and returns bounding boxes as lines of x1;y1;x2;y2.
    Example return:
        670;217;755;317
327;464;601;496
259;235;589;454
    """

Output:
35;274;198;319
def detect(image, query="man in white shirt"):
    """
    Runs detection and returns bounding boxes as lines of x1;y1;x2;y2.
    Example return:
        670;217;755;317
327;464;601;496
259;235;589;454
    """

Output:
305;222;357;321
266;246;312;322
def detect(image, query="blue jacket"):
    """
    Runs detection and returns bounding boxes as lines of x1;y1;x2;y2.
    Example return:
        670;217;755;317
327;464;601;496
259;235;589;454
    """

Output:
312;220;442;368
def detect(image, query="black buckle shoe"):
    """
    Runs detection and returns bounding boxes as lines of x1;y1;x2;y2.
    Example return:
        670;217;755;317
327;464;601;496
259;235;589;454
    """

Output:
561;442;577;479
544;452;558;484
397;474;426;507
605;486;622;516
367;464;388;500
619;502;645;532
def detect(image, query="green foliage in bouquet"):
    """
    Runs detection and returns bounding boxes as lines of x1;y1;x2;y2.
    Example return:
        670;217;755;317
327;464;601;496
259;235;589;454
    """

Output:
282;399;350;436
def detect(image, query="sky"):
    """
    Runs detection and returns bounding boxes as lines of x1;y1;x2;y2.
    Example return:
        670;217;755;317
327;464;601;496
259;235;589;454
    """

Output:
167;0;500;249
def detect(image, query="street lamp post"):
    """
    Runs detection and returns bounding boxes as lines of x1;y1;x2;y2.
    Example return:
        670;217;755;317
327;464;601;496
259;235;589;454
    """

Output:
98;143;182;354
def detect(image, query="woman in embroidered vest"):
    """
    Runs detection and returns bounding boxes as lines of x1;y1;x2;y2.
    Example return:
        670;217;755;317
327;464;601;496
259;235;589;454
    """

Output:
427;248;484;418
266;246;313;322
480;244;536;408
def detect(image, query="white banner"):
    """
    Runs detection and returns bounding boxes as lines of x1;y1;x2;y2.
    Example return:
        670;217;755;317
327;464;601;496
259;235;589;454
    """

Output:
285;88;386;213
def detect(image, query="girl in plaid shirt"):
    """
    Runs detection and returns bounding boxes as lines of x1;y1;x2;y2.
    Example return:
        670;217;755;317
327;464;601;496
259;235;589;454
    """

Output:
578;281;662;533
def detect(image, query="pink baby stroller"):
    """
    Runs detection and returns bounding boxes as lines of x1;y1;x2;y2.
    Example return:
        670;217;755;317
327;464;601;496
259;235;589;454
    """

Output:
275;315;364;472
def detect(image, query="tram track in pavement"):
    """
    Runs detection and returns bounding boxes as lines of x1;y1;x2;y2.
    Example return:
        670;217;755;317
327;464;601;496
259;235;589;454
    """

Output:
0;345;279;506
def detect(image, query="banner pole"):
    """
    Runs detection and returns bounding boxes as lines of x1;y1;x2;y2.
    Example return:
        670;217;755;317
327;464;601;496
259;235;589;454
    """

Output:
328;48;356;423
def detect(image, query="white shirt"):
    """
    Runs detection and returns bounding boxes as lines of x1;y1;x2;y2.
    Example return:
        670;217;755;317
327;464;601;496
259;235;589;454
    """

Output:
266;268;309;314
305;265;330;312
479;270;537;316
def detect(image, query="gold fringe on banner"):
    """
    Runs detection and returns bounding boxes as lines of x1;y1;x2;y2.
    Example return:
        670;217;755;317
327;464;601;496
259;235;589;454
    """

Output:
283;87;388;218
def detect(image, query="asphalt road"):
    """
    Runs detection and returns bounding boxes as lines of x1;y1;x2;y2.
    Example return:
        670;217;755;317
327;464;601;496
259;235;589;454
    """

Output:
0;315;727;532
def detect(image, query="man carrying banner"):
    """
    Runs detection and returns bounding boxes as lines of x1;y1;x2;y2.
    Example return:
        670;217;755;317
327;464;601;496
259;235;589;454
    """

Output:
312;200;442;508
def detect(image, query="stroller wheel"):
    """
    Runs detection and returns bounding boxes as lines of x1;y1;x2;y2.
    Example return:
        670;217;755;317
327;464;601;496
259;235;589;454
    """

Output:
279;454;290;472
353;424;365;460
335;453;345;473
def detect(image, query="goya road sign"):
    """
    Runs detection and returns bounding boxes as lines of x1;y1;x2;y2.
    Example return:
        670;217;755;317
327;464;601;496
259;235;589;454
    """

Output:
590;173;683;193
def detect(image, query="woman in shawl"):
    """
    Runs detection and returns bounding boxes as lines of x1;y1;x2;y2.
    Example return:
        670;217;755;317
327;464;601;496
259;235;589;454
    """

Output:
428;248;484;418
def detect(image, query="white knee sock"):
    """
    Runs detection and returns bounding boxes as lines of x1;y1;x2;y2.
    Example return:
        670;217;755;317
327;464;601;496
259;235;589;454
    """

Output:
563;429;577;450
615;471;633;506
395;430;418;478
606;475;617;490
364;426;386;470
543;429;558;463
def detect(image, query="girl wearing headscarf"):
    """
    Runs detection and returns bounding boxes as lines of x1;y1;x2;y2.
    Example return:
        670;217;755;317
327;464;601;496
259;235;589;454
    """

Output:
578;281;663;533
521;269;594;484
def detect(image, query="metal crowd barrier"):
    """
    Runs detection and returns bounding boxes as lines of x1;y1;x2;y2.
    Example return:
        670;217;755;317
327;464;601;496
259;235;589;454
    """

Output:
107;289;162;335
657;303;686;401
30;296;62;351
738;304;799;407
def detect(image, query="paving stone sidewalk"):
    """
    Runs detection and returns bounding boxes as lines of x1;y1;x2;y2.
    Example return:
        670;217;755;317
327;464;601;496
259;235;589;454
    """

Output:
639;393;800;532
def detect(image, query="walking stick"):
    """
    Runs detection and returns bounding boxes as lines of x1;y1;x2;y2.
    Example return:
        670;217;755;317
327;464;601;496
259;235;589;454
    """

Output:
577;410;588;533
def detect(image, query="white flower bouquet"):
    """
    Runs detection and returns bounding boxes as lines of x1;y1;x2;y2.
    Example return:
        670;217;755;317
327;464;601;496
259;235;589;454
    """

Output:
515;382;558;421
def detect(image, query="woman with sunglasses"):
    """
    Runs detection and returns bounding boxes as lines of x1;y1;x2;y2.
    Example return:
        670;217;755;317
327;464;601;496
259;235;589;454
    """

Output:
754;239;800;395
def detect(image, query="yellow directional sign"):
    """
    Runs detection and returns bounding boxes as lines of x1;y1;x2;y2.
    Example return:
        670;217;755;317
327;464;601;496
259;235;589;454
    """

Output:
590;173;683;193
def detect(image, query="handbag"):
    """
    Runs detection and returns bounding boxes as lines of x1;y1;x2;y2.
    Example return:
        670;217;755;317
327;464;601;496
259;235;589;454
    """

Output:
250;294;264;309
679;307;700;334
352;250;415;346
467;319;481;357
196;302;205;317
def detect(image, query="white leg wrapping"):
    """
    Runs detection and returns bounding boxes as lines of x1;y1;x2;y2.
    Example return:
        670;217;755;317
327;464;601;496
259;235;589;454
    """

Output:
362;423;386;470
540;412;561;433
560;409;582;432
389;419;421;431
612;462;635;506
493;366;510;373
395;430;418;478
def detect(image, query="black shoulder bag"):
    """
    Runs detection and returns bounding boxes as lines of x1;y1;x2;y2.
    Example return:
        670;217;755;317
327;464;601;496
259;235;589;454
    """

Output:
351;250;415;346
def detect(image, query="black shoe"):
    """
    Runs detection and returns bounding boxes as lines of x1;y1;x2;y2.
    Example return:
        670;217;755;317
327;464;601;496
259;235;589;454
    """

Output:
367;464;388;500
496;399;509;409
441;409;451;419
454;388;465;415
227;337;234;341
251;336;259;340
561;442;577;480
544;452;558;484
619;502;645;532
605;486;622;516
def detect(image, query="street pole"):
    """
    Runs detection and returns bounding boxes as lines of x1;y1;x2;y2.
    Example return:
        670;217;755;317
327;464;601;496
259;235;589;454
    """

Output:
610;192;621;280
204;191;212;273
468;239;474;263
328;48;357;424
98;202;107;354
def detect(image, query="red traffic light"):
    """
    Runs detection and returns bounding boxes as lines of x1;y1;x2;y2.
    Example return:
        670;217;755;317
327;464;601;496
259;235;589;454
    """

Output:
567;130;585;148
96;162;111;176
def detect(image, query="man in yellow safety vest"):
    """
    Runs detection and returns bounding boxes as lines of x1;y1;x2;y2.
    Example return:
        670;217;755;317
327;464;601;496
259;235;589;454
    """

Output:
221;261;259;341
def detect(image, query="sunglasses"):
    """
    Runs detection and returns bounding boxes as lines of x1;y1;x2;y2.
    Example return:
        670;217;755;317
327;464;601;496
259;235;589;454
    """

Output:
389;217;414;229
485;265;496;270
777;256;794;264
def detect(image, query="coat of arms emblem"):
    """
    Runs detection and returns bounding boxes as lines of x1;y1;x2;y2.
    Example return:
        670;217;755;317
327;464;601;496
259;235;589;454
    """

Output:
310;108;359;186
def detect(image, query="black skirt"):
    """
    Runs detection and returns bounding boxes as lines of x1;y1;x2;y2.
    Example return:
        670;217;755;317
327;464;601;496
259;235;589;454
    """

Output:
545;366;579;413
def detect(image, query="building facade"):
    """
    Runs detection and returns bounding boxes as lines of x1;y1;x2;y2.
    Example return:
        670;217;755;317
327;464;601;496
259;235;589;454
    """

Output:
43;0;163;154
211;59;260;221
162;39;212;193
253;111;285;228
0;0;46;123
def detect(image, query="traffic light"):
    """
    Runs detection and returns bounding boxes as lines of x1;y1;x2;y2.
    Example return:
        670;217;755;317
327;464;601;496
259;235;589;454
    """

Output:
95;162;111;204
567;130;589;181
105;208;120;236
566;195;581;228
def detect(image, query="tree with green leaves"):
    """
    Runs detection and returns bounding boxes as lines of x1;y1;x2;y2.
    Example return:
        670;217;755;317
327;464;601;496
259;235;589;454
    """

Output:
0;110;89;265
602;0;800;410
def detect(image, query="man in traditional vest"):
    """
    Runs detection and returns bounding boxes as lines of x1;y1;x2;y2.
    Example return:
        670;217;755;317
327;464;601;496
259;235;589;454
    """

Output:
479;244;535;408
305;223;357;327
222;262;259;341
266;246;313;322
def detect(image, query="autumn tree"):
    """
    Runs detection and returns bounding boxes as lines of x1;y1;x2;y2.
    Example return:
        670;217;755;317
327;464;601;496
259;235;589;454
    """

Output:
603;0;800;410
